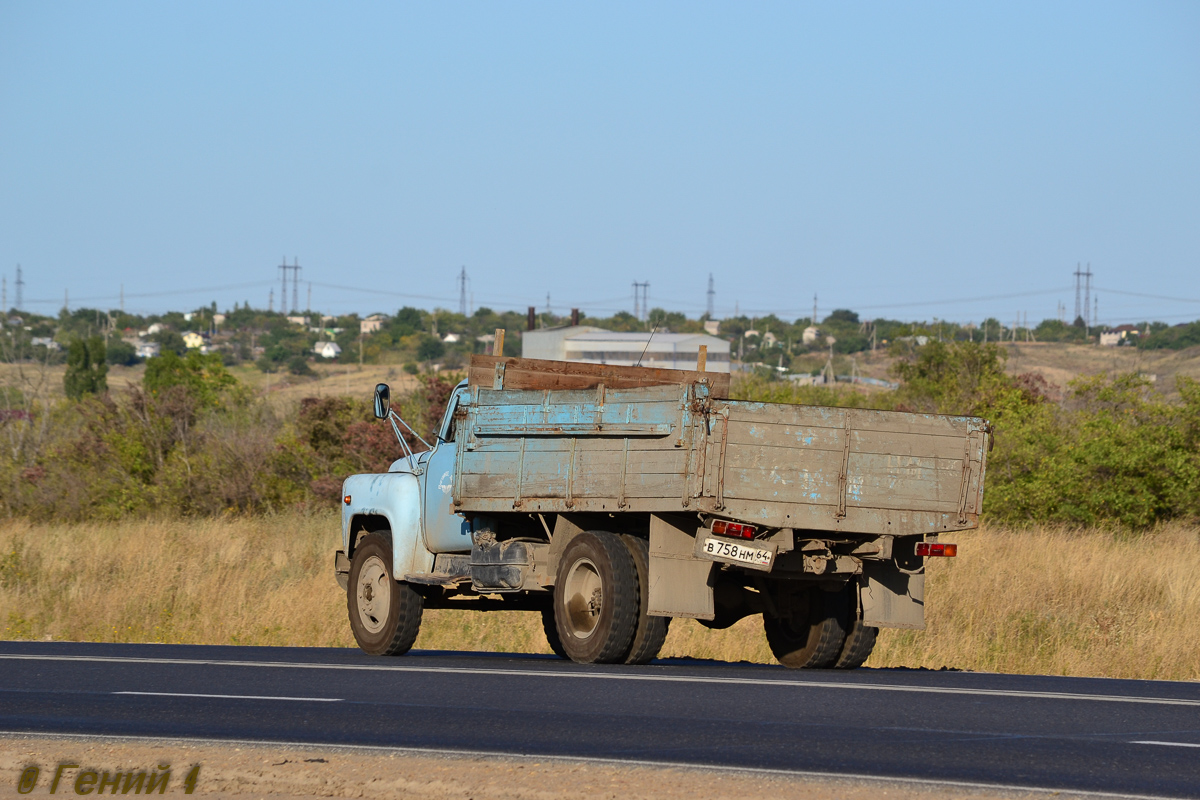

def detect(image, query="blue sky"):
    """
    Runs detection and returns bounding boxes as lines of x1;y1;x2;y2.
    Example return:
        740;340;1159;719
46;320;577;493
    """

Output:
1;1;1197;324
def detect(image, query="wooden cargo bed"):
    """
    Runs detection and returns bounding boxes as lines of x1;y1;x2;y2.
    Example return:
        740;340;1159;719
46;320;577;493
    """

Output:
454;357;988;537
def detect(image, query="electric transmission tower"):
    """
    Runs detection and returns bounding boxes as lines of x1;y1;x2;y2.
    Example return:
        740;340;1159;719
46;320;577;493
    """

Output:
1073;263;1093;326
458;267;469;316
632;281;650;322
291;260;301;314
15;265;24;311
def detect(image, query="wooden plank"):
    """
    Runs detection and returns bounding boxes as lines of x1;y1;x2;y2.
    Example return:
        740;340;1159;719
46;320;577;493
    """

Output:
469;355;730;398
724;401;977;437
725;421;974;460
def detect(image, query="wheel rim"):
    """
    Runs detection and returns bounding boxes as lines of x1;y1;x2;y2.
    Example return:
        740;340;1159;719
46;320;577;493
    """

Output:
562;557;603;639
356;555;392;634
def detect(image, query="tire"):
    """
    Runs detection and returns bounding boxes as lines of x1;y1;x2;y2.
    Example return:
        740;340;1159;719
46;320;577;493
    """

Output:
619;534;670;665
552;531;639;664
834;585;878;670
347;533;423;656
541;607;567;658
835;620;878;669
763;587;847;669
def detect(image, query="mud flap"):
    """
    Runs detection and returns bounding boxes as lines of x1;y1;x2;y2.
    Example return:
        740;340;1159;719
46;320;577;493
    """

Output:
861;562;925;629
648;514;715;620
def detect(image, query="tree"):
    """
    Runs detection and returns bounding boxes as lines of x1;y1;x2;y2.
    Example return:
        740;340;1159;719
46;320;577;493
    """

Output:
105;339;138;366
416;335;444;362
143;350;239;408
63;336;108;399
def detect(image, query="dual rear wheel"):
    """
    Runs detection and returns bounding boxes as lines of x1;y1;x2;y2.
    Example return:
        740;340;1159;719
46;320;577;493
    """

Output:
542;531;669;665
762;584;877;669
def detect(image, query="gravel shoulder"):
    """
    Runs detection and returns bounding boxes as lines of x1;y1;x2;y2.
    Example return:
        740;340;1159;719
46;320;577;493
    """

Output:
1;734;1096;800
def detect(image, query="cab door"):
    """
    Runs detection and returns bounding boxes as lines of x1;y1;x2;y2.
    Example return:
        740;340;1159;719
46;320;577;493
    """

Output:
421;384;472;553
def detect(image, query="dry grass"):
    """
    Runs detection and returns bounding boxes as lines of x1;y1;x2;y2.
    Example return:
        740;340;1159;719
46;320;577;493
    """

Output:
2;514;1198;680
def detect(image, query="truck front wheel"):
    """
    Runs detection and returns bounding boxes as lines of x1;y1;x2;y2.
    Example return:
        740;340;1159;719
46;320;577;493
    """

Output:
763;587;847;669
347;533;423;656
552;531;639;664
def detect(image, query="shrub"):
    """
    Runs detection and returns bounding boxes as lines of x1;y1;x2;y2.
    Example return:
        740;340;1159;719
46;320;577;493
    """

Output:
63;336;108;399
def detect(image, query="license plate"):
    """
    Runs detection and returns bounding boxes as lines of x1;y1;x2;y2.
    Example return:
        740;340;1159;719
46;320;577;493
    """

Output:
698;535;774;570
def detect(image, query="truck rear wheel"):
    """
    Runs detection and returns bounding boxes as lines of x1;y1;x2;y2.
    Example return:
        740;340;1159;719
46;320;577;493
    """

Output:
347;533;423;656
763;587;847;669
619;534;670;665
834;586;878;669
552;531;639;664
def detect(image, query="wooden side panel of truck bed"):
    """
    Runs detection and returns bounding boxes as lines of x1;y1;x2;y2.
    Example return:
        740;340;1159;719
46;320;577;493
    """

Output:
454;383;988;537
709;401;988;535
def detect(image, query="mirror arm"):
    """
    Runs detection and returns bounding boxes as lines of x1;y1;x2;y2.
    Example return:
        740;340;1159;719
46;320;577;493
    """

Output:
389;409;431;451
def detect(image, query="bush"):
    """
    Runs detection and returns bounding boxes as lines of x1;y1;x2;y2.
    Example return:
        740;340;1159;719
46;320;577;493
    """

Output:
288;356;314;376
105;339;139;366
144;350;241;409
63;337;108;399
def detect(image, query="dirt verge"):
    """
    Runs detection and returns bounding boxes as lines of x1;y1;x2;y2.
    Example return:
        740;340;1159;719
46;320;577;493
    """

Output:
0;733;1093;800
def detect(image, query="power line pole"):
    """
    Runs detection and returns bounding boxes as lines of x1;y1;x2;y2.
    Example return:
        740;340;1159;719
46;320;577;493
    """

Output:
1080;263;1089;323
706;273;714;318
632;281;649;322
1;277;5;313
1084;264;1093;329
14;265;23;311
307;282;312;313
812;294;818;325
279;258;288;313
120;284;125;314
291;259;301;315
458;266;469;316
268;288;274;313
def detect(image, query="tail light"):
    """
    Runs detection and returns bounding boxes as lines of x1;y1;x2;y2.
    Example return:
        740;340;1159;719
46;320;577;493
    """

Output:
915;542;957;557
711;520;757;539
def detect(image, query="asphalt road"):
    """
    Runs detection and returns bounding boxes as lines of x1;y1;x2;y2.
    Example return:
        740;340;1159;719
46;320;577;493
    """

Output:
1;641;1198;798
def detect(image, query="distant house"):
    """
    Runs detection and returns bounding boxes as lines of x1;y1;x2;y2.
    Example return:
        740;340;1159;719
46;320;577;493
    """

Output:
1100;325;1139;347
801;326;821;344
135;340;161;359
360;314;385;335
442;332;461;343
286;315;307;326
761;332;778;347
522;326;730;372
30;337;61;351
313;341;342;359
703;320;720;336
182;332;205;350
146;323;165;335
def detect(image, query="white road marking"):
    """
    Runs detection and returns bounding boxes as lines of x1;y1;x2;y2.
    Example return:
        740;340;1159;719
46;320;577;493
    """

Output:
1131;740;1200;748
0;730;1181;800
114;691;341;702
4;653;1199;708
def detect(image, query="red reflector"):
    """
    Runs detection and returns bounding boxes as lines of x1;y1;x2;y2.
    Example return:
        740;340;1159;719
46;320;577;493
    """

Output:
343;495;352;505
710;520;757;539
915;542;957;557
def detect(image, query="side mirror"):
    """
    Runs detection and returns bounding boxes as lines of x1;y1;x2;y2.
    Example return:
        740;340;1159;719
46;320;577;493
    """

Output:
373;383;391;419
